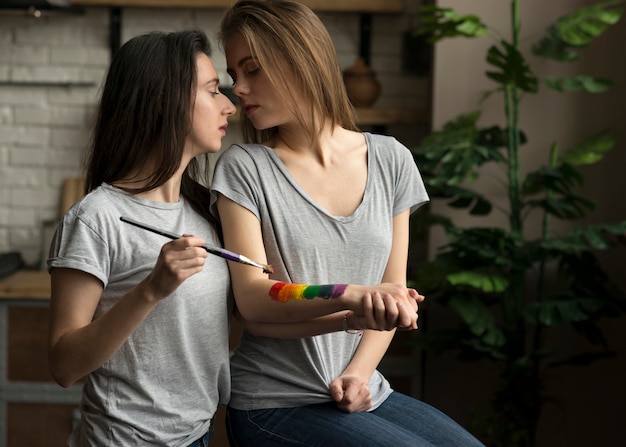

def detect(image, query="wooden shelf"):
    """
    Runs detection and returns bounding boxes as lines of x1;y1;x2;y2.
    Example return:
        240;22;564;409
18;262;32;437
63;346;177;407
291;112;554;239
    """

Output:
71;0;404;13
0;81;95;87
354;107;428;126
228;107;428;126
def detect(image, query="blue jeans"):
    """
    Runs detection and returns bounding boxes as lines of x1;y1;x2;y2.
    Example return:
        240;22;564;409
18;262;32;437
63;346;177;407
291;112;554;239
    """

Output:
186;423;214;447
225;391;485;446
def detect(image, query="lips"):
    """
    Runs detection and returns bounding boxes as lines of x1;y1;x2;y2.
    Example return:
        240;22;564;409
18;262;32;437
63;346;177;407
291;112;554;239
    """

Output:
243;104;258;116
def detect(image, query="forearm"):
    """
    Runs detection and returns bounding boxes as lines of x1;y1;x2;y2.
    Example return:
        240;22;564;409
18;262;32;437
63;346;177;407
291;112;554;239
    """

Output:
236;279;415;325
235;278;362;323
342;330;395;381
49;282;159;387
340;209;410;381
242;312;346;338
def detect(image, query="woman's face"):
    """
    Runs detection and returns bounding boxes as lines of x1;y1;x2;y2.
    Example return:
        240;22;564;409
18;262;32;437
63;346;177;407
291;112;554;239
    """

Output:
186;53;236;157
225;33;293;130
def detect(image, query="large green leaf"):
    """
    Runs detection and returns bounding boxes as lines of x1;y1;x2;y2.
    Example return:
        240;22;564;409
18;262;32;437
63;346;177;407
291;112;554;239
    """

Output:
532;27;580;62
561;131;616;165
557;0;623;46
525;299;598;325
533;0;623;61
478;125;527;150
526;195;595;220
412;112;503;189
450;295;506;347
434;186;493;215
459;196;492;216
448;271;509;293
486;41;538;92
444;227;528;270
542;222;626;252
418;6;489;43
522;164;584;197
544;75;614;93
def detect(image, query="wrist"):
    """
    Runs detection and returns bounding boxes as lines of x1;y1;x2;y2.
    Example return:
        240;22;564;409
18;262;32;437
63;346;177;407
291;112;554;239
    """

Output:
342;312;363;335
340;284;364;310
134;278;163;304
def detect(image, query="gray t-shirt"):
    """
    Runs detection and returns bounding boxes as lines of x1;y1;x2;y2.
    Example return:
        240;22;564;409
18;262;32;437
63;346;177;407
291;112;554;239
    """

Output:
211;132;429;411
48;184;232;447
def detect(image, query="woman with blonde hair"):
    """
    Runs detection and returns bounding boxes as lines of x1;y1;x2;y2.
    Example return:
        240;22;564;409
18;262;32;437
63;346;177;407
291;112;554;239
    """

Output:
211;0;486;445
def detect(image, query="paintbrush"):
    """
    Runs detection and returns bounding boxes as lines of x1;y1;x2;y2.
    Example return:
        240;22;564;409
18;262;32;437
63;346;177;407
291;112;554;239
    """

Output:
120;216;274;275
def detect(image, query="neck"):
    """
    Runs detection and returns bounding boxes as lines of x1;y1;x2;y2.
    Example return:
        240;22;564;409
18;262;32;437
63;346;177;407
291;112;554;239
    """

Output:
112;157;189;203
276;120;336;152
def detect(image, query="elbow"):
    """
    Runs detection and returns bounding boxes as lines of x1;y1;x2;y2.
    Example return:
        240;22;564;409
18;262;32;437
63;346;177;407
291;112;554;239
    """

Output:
50;368;78;388
48;353;80;388
49;363;78;388
242;321;261;336
234;305;265;334
237;305;260;323
55;377;76;389
235;298;268;323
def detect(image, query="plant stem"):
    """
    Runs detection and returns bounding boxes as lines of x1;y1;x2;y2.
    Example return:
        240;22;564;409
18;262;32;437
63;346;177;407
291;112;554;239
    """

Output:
536;143;558;302
504;9;533;443
507;0;522;238
505;0;524;328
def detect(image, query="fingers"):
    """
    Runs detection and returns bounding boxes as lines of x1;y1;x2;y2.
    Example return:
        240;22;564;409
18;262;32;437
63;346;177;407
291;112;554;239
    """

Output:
394;300;412;330
372;292;390;329
409;288;426;303
329;380;344;402
384;296;417;330
357;292;395;330
146;237;209;300
355;289;422;331
161;237;208;267
330;377;372;413
375;293;400;330
396;300;418;330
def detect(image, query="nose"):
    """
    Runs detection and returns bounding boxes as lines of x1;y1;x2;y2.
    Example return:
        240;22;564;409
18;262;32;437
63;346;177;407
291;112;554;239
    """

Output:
222;95;237;116
232;79;249;98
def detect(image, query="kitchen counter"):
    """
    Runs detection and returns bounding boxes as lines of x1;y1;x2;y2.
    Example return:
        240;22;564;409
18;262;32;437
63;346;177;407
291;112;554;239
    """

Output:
0;270;50;301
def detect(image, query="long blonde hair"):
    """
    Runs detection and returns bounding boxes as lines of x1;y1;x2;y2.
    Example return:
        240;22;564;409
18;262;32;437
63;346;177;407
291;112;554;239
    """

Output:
219;0;358;145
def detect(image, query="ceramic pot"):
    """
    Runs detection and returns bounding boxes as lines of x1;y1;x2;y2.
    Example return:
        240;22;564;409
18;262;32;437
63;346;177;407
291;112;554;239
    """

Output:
342;58;382;108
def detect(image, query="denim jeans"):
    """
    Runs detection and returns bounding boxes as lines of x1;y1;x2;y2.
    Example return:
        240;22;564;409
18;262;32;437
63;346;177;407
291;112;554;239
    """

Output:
186;423;214;447
225;391;485;447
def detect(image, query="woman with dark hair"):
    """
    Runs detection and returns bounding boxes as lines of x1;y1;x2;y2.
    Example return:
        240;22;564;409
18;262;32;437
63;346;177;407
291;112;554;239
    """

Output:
47;30;236;446
211;1;486;446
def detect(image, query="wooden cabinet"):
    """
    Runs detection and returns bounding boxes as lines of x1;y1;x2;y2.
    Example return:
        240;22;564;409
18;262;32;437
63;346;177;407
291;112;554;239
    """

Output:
0;271;82;447
0;271;238;447
71;0;404;13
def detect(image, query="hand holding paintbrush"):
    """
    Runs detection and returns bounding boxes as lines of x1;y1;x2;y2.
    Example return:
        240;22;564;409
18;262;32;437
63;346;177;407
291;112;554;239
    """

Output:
120;216;274;275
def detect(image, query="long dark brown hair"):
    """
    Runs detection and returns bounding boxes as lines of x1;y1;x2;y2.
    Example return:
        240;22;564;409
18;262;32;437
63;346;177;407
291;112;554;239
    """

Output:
85;30;217;226
218;0;358;145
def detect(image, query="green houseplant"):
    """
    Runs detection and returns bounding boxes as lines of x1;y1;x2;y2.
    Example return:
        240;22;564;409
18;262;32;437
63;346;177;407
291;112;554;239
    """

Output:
410;1;626;446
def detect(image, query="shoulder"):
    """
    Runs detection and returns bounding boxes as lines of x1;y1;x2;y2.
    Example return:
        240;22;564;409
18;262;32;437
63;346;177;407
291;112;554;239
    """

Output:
63;185;137;235
366;132;408;153
214;144;278;181
67;185;115;218
217;143;262;163
365;133;414;167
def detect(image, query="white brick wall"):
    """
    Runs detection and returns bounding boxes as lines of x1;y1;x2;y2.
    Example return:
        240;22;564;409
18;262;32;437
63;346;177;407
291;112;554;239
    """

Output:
0;4;425;265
